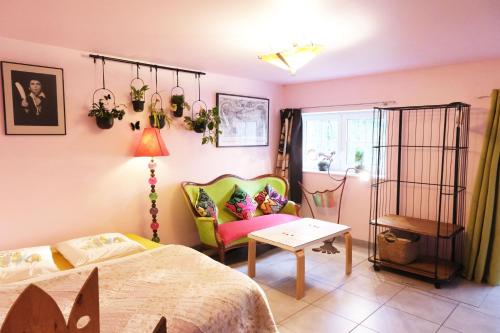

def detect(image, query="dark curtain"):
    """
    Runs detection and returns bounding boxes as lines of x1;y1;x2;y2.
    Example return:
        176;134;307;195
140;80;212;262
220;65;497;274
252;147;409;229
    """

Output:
275;108;302;203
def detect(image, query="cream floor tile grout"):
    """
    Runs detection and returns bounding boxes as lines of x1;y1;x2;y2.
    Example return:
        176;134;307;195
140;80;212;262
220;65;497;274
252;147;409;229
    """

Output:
437;302;460;332
356;283;407;329
276;303;315;326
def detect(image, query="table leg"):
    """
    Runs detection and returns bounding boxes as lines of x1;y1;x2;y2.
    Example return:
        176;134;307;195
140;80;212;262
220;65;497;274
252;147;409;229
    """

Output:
344;232;352;275
295;250;305;299
248;239;256;278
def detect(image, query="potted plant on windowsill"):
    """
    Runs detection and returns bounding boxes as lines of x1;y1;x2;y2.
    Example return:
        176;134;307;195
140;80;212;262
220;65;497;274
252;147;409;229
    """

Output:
130;84;149;112
317;151;335;171
170;94;190;118
88;95;125;129
184;106;221;145
354;149;364;172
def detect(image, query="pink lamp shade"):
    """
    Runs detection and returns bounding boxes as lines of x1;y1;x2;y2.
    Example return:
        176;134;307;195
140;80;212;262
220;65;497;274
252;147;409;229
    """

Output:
134;128;169;157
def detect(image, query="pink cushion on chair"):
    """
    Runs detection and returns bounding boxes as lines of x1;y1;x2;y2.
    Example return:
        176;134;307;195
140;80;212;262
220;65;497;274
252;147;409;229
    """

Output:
218;213;300;245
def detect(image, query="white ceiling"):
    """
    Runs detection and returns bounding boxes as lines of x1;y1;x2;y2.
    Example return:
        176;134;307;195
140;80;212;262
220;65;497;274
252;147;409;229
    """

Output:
1;0;499;84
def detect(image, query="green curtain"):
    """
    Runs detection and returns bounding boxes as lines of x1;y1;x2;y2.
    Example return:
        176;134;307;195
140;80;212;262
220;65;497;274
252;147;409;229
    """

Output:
464;89;500;285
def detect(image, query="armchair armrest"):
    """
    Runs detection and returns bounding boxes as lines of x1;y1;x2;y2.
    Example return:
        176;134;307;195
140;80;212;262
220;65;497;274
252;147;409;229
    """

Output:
194;216;221;247
281;200;301;216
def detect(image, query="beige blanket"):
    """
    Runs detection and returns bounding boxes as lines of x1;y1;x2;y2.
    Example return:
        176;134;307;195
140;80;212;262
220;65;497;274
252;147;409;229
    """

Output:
0;245;277;333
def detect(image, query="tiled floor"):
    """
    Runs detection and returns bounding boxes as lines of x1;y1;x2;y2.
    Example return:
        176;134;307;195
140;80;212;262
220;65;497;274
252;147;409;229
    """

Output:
229;242;500;333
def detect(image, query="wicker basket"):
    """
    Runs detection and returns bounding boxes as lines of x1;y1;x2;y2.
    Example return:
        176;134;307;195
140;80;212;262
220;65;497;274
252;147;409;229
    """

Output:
378;230;420;265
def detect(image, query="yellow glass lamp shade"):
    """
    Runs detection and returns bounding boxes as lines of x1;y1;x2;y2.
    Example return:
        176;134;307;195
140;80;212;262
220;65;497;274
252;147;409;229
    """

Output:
259;44;323;74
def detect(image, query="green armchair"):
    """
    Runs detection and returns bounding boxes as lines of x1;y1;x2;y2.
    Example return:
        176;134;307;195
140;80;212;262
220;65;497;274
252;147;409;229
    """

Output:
181;174;301;262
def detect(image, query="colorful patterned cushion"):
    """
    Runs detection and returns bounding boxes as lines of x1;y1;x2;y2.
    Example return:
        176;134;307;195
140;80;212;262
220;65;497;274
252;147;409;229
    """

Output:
225;185;258;220
195;188;218;218
254;184;288;214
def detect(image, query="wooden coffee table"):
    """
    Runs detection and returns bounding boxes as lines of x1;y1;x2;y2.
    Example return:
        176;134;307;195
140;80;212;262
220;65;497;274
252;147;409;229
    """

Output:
248;218;352;299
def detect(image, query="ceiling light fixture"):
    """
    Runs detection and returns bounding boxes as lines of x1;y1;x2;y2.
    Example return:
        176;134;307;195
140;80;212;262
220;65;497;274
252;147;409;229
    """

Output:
258;43;323;75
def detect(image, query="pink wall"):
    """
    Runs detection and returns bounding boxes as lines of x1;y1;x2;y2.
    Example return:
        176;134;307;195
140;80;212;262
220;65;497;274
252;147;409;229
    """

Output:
284;59;500;241
2;35;499;250
0;37;283;250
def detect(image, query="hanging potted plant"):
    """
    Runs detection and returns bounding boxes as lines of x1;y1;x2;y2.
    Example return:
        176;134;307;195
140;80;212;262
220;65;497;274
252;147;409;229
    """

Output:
130;84;149;112
88;94;125;129
149;99;171;129
148;68;171;129
170;72;190;118
130;65;148;112
184;105;221;144
88;59;125;129
170;94;190;118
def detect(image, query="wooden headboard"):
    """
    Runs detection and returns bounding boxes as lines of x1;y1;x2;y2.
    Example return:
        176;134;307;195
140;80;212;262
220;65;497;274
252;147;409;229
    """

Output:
0;268;166;333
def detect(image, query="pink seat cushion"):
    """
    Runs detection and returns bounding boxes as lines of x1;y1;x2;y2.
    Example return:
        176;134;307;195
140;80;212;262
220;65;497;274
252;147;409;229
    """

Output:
218;213;300;245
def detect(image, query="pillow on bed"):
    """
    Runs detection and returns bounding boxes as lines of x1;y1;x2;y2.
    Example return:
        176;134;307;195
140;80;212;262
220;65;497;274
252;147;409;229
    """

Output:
0;246;58;284
56;233;146;267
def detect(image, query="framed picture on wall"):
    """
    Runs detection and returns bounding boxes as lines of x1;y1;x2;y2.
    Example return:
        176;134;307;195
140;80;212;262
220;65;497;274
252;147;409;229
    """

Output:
1;62;66;135
216;93;269;147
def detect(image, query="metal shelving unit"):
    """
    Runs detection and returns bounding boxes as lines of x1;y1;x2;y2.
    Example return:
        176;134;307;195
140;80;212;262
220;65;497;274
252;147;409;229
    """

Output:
368;102;470;288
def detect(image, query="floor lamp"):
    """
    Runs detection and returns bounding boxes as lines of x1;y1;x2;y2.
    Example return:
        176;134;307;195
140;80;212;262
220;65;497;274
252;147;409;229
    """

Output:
134;128;169;242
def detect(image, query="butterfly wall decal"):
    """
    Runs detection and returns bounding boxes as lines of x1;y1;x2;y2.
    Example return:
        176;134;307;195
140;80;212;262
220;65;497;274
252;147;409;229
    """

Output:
130;121;140;131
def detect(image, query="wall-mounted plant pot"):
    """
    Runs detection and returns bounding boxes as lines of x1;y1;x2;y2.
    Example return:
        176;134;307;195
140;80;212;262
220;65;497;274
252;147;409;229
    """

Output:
172;104;184;117
132;100;145;112
318;161;329;171
193;121;207;133
149;115;166;129
96;116;114;129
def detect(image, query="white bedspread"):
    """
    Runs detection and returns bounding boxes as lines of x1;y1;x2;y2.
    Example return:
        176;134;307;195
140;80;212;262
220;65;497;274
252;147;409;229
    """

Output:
0;245;277;333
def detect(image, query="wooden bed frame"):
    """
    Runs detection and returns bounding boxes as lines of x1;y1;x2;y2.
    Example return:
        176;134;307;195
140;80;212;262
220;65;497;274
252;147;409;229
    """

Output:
0;268;166;333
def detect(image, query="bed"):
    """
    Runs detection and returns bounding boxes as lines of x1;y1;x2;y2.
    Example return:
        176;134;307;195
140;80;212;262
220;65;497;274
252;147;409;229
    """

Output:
0;235;277;333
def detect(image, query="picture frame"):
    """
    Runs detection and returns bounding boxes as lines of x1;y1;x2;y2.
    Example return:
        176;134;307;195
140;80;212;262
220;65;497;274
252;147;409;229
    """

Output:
216;93;269;147
1;61;66;135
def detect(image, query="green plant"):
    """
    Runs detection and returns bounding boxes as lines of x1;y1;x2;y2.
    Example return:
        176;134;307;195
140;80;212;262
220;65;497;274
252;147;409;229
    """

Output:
184;106;222;145
88;96;125;120
148;100;171;128
354;149;364;170
130;85;149;101
170;94;191;111
355;149;364;162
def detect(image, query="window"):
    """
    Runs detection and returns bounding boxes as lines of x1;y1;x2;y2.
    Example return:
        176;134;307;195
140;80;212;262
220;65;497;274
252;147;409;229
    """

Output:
302;110;374;173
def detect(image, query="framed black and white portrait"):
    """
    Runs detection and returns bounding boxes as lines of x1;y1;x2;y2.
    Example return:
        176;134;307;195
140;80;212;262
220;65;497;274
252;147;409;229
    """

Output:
216;93;269;147
1;62;66;135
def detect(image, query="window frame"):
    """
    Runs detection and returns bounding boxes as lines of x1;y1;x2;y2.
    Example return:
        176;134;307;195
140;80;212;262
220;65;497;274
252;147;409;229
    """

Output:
302;109;374;174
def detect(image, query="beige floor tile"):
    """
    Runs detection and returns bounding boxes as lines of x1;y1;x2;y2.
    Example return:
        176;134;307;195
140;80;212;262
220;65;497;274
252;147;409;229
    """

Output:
341;275;404;304
276;325;295;333
474;290;500;318
428;278;493;307
307;260;356;287
386;287;457;324
350;325;378;333
363;305;440;333
270;276;336;304
264;288;309;323
280;305;357;333
353;260;435;288
253;264;296;286
444;304;500;333
314;288;380;323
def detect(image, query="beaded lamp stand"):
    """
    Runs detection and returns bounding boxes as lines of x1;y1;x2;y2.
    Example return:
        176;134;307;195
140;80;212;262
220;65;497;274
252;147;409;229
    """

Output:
134;127;169;243
148;158;160;242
